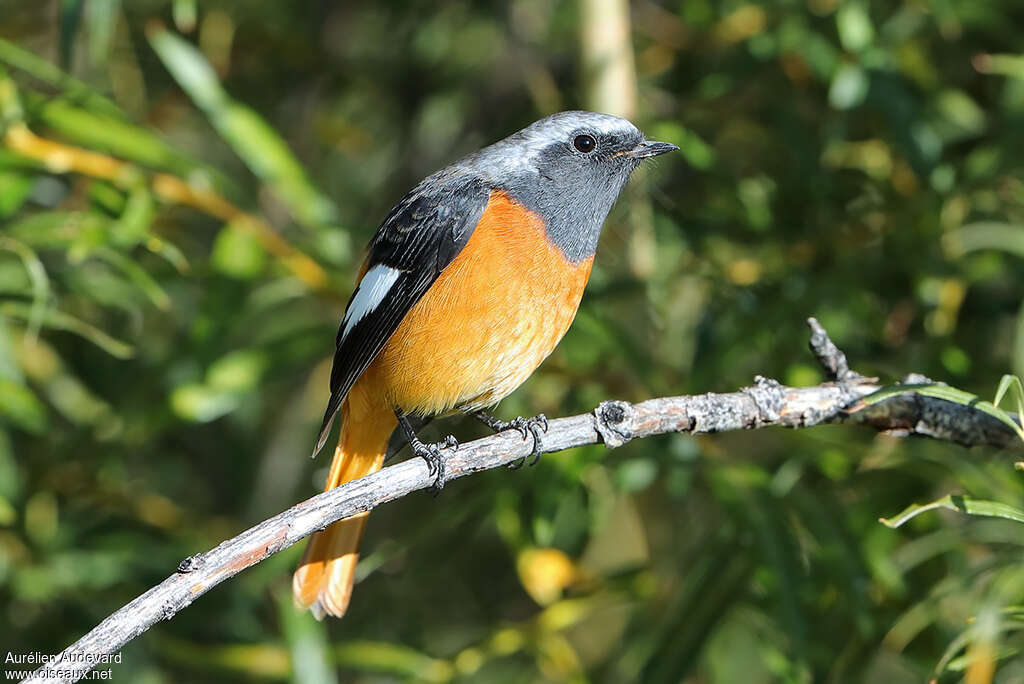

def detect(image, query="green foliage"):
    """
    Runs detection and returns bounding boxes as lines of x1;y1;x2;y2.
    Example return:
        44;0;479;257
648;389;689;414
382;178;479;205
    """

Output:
3;1;1024;683
862;380;1024;442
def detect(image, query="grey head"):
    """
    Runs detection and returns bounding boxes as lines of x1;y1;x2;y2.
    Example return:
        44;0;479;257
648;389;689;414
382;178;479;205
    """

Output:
457;111;677;262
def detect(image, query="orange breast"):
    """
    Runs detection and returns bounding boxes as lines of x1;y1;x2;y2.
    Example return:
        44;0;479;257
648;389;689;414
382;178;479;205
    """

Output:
359;190;593;416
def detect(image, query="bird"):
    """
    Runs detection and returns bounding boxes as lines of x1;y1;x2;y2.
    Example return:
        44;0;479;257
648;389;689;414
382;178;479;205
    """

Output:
293;110;677;619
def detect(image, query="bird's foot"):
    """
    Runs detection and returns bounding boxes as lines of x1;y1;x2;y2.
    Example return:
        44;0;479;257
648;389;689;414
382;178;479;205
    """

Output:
409;433;458;494
473;411;548;469
396;410;458;493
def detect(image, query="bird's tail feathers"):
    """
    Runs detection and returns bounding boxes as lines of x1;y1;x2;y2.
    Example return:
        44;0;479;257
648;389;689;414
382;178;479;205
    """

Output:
293;397;396;618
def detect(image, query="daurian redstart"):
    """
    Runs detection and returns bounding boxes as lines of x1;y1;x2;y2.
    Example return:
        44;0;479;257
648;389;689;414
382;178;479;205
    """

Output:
294;111;676;618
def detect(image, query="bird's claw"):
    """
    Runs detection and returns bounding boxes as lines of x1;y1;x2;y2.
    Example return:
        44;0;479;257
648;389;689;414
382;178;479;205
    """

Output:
410;435;458;494
504;414;548;470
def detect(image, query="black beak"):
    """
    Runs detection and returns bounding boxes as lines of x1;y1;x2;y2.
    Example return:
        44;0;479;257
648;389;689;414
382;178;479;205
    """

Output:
627;140;679;159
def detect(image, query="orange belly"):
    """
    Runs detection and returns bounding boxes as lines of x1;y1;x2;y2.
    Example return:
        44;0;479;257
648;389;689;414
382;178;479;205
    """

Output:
358;190;593;416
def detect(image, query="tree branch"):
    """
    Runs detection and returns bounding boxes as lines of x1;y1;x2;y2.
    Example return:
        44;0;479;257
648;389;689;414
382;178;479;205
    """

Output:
24;319;1021;683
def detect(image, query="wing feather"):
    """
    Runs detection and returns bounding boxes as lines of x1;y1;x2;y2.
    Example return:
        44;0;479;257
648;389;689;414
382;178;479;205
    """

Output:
312;176;490;456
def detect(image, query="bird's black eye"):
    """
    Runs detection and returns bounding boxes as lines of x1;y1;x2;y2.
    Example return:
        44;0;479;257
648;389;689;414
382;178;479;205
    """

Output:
573;134;596;153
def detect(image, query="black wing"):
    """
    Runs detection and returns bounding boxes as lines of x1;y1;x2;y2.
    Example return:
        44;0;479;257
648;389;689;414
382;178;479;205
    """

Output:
312;175;490;456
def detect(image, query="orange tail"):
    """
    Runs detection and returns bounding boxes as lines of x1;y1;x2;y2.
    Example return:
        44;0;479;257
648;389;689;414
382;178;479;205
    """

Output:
293;389;396;619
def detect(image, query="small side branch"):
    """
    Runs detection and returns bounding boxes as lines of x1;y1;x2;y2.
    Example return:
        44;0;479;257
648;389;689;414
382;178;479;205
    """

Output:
807;316;861;381
25;320;1021;684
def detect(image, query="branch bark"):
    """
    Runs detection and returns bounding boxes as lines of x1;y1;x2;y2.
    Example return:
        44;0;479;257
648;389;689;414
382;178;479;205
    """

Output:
24;319;1021;683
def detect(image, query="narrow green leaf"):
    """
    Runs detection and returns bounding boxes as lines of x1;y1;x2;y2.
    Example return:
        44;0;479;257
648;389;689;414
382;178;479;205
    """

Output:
0;301;134;358
276;588;337;684
147;28;338;227
0;38;122;118
172;0;198;33
945;644;1020;673
993;374;1024;433
859;383;1024;441
880;494;1024;528
144;236;190;274
932;611;1022;678
994;375;1016;408
0;320;21;383
91;247;171;311
5;210;108;249
333;640;453;682
942;222;1024;259
59;0;85;70
156;638;289;678
0;148;45;172
84;0;120;68
977;53;1024;80
0;427;18;499
87;179;127;215
0;64;25;126
26;95;218;182
109;183;155;246
0;377;48;433
0;171;33;217
0;238;51;340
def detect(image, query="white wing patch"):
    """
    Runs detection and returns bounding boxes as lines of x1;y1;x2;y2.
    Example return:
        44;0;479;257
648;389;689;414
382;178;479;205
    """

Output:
341;264;402;339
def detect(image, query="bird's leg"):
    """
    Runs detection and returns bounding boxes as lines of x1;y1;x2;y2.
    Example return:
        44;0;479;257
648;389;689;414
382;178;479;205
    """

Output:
473;411;548;469
395;410;458;493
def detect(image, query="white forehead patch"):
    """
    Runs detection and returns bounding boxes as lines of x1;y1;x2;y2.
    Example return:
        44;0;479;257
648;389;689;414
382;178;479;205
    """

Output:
475;111;641;174
519;111;639;148
340;264;402;339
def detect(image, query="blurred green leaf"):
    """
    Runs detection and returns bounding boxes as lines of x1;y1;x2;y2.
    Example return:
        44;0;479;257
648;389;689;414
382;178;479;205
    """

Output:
0;238;50;340
829;63;869;110
144;235;190;274
0;301;134;358
616;458;658;492
147;27;338;227
26;95;216;182
83;0;120;68
0;38;121;117
169;383;237;422
58;1;84;70
172;0;197;33
333;640;453;682
933;89;987;143
5;210;107;249
836;2;874;53
0;171;33;217
23;490;57;546
87;179;127;215
276;589;336;684
881;494;1024;528
207;349;267;393
0;378;47;433
977;53;1024;80
170;349;266;421
158;638;290;679
91;247;171;311
650;121;715;170
211;221;267;280
0;64;24;126
943;222;1024;259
